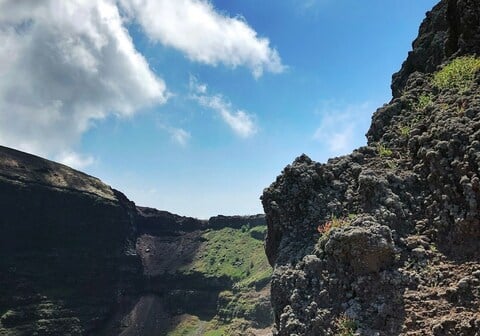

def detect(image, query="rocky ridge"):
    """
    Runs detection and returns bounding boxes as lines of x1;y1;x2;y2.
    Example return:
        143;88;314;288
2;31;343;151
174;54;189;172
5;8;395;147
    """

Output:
262;0;480;335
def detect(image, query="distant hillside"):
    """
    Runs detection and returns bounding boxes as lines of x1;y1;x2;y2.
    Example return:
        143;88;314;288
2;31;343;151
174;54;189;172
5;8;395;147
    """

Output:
0;145;272;335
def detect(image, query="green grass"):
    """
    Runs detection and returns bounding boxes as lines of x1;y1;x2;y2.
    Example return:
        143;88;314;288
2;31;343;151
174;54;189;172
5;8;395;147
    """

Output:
167;315;203;336
414;93;433;111
377;144;393;157
399;125;410;137
166;315;244;336
179;226;272;288
218;290;255;320
249;226;267;240
168;225;272;335
432;56;480;92
386;160;397;170
204;328;228;336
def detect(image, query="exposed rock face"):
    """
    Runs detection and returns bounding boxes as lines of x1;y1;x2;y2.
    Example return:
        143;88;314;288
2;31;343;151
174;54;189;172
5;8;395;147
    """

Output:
0;147;271;335
391;0;480;97
262;0;480;335
136;206;207;234
0;146;142;335
209;215;266;230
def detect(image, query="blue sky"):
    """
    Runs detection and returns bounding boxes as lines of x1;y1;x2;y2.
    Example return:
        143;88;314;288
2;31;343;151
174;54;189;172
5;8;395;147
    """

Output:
0;0;438;218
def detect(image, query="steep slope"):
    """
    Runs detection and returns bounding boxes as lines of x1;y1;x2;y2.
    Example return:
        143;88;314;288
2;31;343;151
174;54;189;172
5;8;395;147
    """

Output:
0;145;273;335
262;0;480;335
133;208;272;336
0;146;141;335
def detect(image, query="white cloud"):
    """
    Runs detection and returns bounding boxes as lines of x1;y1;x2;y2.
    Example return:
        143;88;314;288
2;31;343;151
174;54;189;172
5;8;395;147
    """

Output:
164;127;192;147
0;0;167;164
56;151;96;170
170;128;191;147
313;102;372;155
119;0;285;78
0;0;280;168
190;77;257;138
199;96;257;138
158;125;191;147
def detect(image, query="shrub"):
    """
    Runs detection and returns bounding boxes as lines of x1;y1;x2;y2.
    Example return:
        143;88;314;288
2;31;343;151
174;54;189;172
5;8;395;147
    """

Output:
432;56;480;92
377;144;393;157
335;314;358;336
398;125;410;137
317;215;353;235
386;160;397;170
414;93;433;111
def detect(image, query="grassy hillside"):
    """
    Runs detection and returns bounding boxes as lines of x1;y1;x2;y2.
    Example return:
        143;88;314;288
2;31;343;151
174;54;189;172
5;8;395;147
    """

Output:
167;225;272;335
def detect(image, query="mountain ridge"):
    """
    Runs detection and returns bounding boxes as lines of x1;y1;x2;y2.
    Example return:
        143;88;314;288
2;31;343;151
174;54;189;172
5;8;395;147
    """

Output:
0;145;271;336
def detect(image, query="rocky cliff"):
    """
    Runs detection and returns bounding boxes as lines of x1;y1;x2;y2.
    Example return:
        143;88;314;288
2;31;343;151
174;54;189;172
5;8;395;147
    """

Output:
262;0;480;335
0;145;142;335
0;146;272;335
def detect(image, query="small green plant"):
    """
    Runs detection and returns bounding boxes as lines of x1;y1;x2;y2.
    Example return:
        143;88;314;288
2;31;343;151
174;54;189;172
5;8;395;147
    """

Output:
377;144;393;157
432;56;480;92
439;102;450;110
347;213;357;220
456;100;468;115
386;160;397;170
398;125;411;137
335;314;358;336
398;114;422;138
317;215;352;235
414;93;433;111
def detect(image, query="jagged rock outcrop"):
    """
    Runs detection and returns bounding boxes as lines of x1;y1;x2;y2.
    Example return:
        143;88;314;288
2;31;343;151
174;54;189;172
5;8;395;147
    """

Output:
262;0;480;335
392;0;480;97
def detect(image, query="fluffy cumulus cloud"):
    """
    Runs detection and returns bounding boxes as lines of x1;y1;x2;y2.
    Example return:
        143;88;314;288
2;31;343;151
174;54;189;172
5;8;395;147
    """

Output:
313;102;372;155
0;0;167;168
190;77;257;138
119;0;285;78
0;0;280;169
